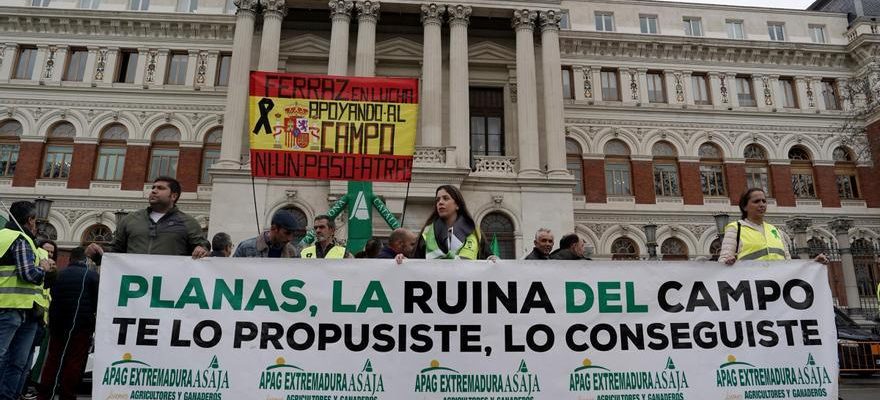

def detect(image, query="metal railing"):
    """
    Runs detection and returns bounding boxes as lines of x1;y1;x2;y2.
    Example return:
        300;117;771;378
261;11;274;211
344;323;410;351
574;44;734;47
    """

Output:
839;340;880;374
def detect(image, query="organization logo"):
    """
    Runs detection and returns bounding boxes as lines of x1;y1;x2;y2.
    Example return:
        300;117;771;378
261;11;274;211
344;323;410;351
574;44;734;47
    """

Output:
350;191;370;220
715;353;832;399
413;359;541;396
257;357;385;397
569;356;689;400
101;353;230;400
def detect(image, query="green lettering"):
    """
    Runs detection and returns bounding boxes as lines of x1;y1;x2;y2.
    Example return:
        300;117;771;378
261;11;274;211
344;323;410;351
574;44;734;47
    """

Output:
245;279;279;311
565;282;594;313
118;275;148;307
598;281;622;313
150;276;175;308
212;279;243;310
625;282;648;313
280;279;307;312
175;278;209;309
332;280;357;312
357;280;392;313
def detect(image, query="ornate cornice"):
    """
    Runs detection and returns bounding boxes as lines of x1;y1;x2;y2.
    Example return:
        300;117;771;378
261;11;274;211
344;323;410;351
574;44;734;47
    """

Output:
786;216;812;234
420;4;445;27
829;217;855;235
260;0;288;18
447;5;471;27
356;1;380;23
233;0;259;14
328;0;354;22
512;9;536;32
539;10;561;33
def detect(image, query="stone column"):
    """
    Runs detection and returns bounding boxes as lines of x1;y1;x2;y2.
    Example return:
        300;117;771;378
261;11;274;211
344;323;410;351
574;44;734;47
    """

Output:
795;76;813;110
769;75;785;109
420;4;444;147
0;44;20;82
354;1;380;77
830;217;861;308
133;48;149;86
102;47;119;84
512;9;540;177
204;51;220;88
572;65;586;101
622;69;638;106
726;73;739;108
813;77;828;111
218;0;258;167
258;0;287;71
838;78;852;112
755;74;774;112
185;50;199;87
327;0;354;75
682;71;695;106
540;10;567;177
155;49;170;86
786;216;812;260
664;71;682;105
83;46;99;85
708;72;724;110
448;4;471;168
637;68;649;104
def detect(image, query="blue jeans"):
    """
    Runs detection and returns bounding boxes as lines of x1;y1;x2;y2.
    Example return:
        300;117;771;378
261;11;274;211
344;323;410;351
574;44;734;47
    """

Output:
0;309;39;400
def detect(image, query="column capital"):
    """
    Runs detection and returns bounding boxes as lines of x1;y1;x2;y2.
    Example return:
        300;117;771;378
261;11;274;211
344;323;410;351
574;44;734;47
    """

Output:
261;0;288;18
512;9;536;31
356;0;380;23
539;10;561;32
420;3;445;26
233;0;259;15
785;216;812;234
829;217;854;235
447;4;471;26
328;0;353;21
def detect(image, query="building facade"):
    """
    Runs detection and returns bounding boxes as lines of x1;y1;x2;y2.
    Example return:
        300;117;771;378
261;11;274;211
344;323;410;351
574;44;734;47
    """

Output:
1;0;880;306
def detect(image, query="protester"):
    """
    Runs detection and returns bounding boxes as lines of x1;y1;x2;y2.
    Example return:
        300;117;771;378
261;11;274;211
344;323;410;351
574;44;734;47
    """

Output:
524;228;554;260
36;247;98;400
0;201;56;400
378;228;417;259
719;188;827;265
301;215;351;259
355;239;382;258
234;211;299;258
20;240;60;400
210;232;234;257
411;185;493;260
550;233;588;260
86;177;209;259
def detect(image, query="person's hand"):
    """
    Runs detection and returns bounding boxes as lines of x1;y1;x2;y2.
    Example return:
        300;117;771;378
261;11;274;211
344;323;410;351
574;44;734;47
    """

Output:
40;259;57;272
814;253;829;265
394;253;407;265
192;246;209;259
724;257;736;266
86;243;104;257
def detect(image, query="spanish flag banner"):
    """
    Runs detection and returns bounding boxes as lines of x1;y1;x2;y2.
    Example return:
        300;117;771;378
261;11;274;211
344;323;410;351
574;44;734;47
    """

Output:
248;71;419;182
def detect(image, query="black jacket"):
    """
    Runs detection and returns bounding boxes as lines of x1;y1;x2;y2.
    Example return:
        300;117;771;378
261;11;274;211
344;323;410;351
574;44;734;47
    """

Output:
48;261;99;335
377;246;400;259
524;248;550;260
550;248;585;260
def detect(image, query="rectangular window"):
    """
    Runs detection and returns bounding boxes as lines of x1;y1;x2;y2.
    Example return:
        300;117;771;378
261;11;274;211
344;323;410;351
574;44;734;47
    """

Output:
600;69;620;101
822;79;840;110
216;54;232;86
727;20;744;39
809;25;826;44
691;74;710;105
149;149;179;181
225;0;235;13
791;173;816;199
177;0;197;12
646;71;665;103
836;174;859;199
64;48;89;82
683;17;703;37
640;15;658;34
567;157;583;195
31;0;50;6
129;0;149;11
116;50;139;84
469;87;504;159
700;165;726;196
166;53;189;85
559;10;571;30
0;144;19;177
13;47;38;80
746;167;771;195
653;163;680;196
94;147;126;181
561;67;573;100
780;78;798;108
595;12;614;32
736;76;756;107
42;145;73;179
201;149;221;183
78;0;100;9
605;162;631;196
768;23;786;41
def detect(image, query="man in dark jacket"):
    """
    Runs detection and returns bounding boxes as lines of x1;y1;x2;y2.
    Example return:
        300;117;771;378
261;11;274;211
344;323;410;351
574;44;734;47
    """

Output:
233;210;299;258
86;176;209;258
210;232;233;257
377;228;417;259
524;228;554;260
37;247;98;400
550;233;587;260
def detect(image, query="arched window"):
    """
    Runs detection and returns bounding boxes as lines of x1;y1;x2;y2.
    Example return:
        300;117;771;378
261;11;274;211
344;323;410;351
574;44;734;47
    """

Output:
280;206;309;245
42;121;76;179
611;237;639;260
652;141;680;197
604;139;631;196
82;224;113;245
38;222;58;241
743;144;771;195
149;125;181;181
660;237;688;261
95;124;128;181
788;145;815;199
0;120;22;177
566;139;584;195
201;128;222;184
699;143;726;197
852;238;878;296
479;212;515;259
807;237;829;258
832;146;859;200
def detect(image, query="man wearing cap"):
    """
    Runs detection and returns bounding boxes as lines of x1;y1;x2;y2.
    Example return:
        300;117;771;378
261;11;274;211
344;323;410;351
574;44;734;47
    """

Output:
233;210;300;258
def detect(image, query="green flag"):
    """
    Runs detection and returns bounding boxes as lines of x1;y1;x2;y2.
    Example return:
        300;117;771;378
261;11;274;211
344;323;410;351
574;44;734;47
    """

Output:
490;233;500;258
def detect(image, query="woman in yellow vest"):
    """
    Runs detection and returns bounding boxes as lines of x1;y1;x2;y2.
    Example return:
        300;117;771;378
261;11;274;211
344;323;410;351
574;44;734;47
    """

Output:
411;185;493;261
719;188;827;265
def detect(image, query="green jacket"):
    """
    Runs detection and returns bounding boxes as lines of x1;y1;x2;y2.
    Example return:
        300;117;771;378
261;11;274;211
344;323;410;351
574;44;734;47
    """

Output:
110;206;209;256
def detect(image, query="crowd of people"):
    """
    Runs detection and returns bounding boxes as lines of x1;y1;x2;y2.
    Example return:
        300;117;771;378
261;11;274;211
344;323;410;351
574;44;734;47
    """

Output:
0;176;832;400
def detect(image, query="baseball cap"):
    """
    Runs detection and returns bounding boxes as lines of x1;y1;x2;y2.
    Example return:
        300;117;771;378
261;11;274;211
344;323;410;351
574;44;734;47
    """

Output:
271;210;300;232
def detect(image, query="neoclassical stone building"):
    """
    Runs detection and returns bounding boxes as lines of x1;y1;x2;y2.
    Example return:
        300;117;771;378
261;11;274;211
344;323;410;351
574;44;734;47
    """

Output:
1;0;880;306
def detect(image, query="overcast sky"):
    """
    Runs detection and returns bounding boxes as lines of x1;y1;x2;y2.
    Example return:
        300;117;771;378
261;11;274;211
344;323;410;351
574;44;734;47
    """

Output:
655;0;816;10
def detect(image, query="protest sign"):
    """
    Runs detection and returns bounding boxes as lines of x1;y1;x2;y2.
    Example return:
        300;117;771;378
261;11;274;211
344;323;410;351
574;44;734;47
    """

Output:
248;72;418;182
94;255;838;400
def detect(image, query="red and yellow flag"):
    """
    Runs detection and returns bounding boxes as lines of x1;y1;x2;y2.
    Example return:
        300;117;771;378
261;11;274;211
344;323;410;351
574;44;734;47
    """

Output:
248;71;419;182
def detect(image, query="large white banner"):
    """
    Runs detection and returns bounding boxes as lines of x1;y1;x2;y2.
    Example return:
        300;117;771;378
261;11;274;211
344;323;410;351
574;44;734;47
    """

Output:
94;254;838;400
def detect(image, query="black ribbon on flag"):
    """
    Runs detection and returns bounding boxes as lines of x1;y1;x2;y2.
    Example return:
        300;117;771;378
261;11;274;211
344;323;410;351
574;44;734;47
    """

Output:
252;97;275;135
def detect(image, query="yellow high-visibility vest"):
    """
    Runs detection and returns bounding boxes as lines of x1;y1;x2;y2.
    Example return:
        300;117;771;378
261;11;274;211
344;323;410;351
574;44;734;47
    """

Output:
301;244;347;259
727;221;787;261
0;228;48;310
